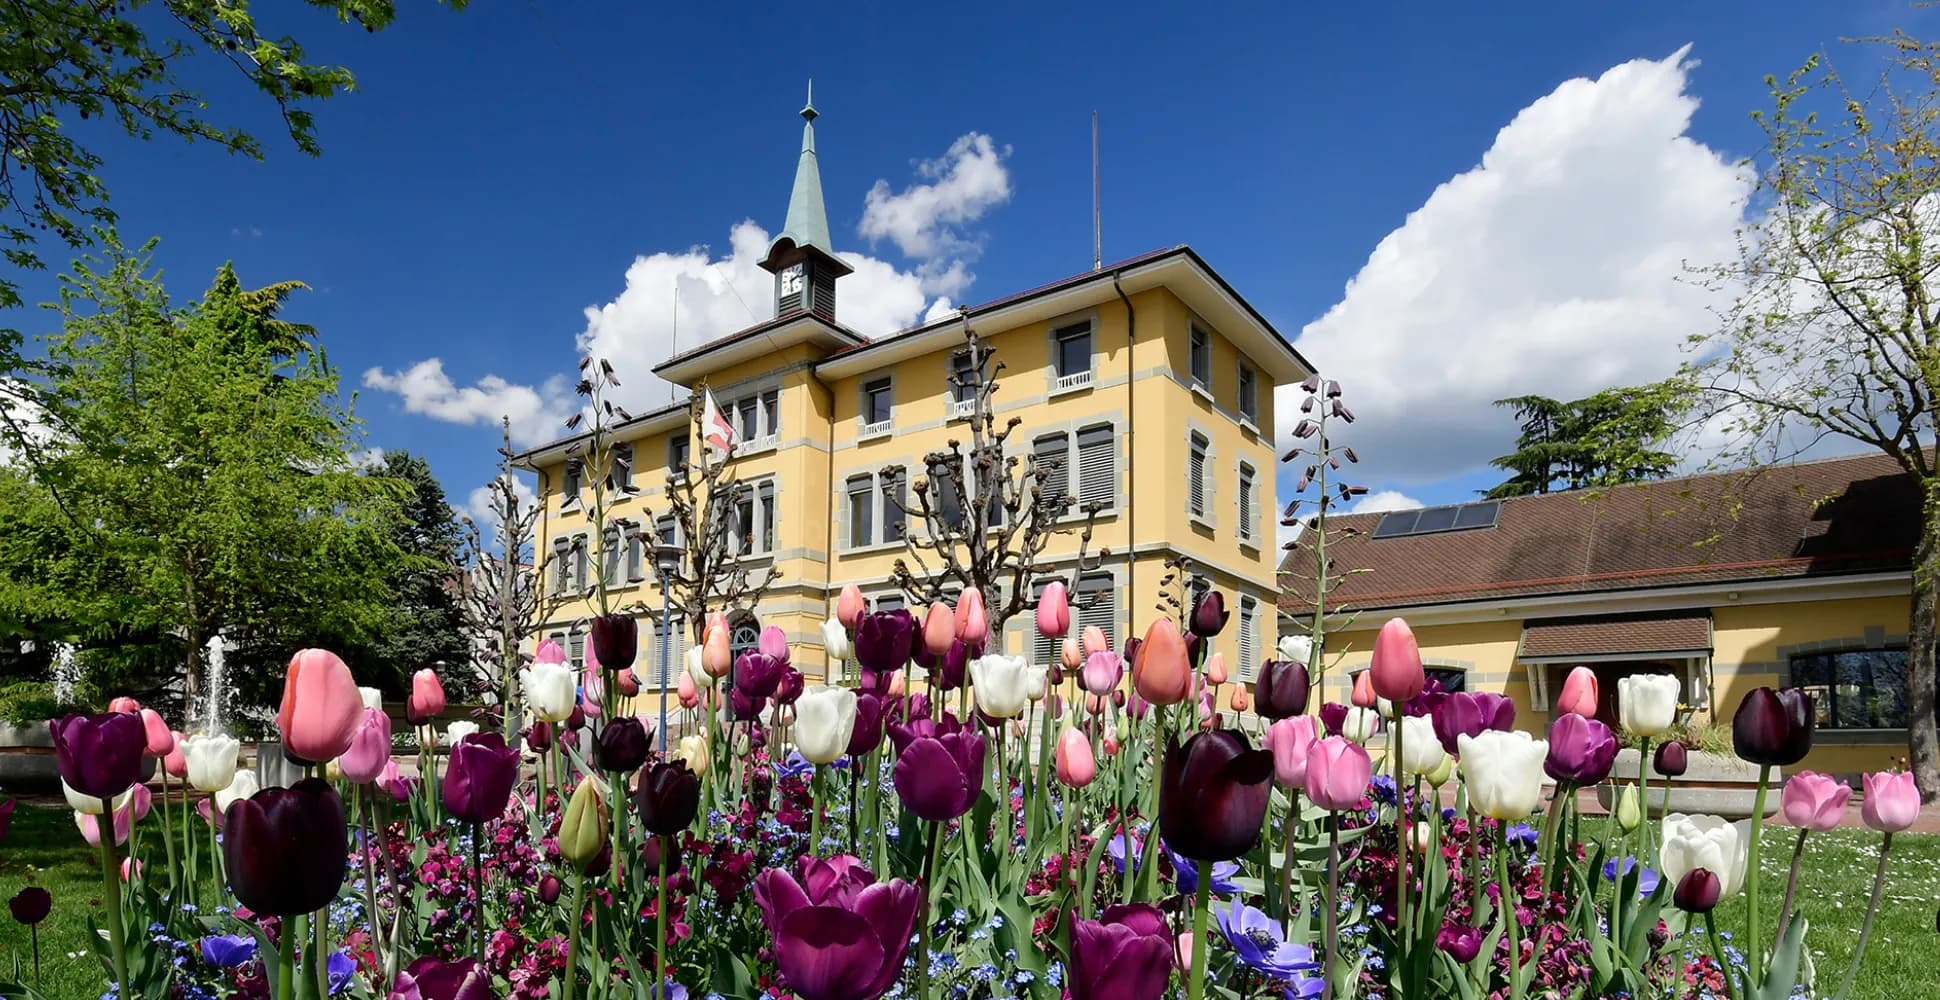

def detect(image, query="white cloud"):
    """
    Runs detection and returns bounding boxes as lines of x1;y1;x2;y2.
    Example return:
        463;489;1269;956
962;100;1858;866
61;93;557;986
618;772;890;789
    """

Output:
465;473;538;549
0;384;52;469
347;447;386;470
859;132;1012;296
1350;489;1424;514
1287;46;1753;489
362;359;577;446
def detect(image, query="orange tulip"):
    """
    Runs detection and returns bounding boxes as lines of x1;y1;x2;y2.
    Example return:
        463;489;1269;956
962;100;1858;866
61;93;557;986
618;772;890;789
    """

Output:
275;649;365;764
1230;687;1253;713
1131;618;1192;706
1061;636;1083;672
922;601;955;658
1206;651;1228;686
703;624;733;678
954;588;989;646
1082;625;1109;659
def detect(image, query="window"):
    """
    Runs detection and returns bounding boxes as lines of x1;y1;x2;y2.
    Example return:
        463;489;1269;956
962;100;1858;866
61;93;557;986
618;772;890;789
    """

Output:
567;629;586;673
950;351;980;404
1189;325;1211;387
737;396;758;441
611;443;634;492
572;535;588;591
1188;432;1210;520
729;478;780;556
883;467;907;543
1188;575;1210;613
758;479;776;551
656;515;678;548
551;539;571;593
1237;364;1258;424
860;377;893;434
1237;462;1257;544
1426;667;1468;694
729;615;761;663
763;390;780;439
648;614;685;687
1053;322;1093;382
1790;649;1911;729
667;435;690;478
1033;433;1070;514
603;526;622;584
562;459;583;505
1237;595;1258;680
847;474;875;548
625;526;643;582
723;389;781;447
931;455;965;531
875;594;905;614
1076;424;1114;509
1075;573;1116;653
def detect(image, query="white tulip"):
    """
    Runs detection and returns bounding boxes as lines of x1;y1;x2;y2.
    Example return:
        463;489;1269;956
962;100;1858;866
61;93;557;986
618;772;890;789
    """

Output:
793;686;859;765
1617;674;1680;738
820;618;851;667
1397;715;1445;775
63;780;133;815
1457;730;1550;821
182;733;242;794
1278;634;1313;664
521;661;577;723
1342;706;1379;745
1659;813;1750;900
677;733;710;776
359;686;384;710
445;720;481;745
213;770;260;815
685;645;714;689
969;654;1046;720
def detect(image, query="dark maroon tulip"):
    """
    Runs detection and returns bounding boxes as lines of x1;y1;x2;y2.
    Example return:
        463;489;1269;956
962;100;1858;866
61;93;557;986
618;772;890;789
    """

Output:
525;720;554;753
537;875;562;905
1436;923;1483;962
597;716;651;773
1403;675;1451;718
49;713;146;802
1253;660;1311;720
591;613;638;671
399;956;495;1000
1433;691;1516;756
8;886;50;925
1184;633;1201;668
1673;868;1721;914
1733;686;1815;767
729;687;766;721
444;733;519;824
1121;637;1142;666
1189;590;1229;638
1545;714;1618;785
1159;729;1273;862
1069;903;1174;1000
1319;702;1348;736
754;855;920;1000
775;667;805;706
735;651;785;700
223;778;348;917
635;760;701;835
566;703;587;731
893;728;986;823
886;711;963;754
1654;740;1688;778
938;639;975;690
641;832;682;874
847;693;887;757
855;609;917;681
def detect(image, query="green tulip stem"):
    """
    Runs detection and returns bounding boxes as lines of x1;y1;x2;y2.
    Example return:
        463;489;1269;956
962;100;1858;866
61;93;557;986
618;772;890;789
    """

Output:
1321;815;1340;1000
1186;873;1212;1000
1537;783;1568;895
210;812;226;894
563;870;588;1000
29;922;39;985
311;904;330;999
996;738;1011;887
1773;826;1810;946
358;788;383;981
1392;713;1410;971
657;845;671;1000
1278;789;1301;921
849;762;862;856
277;915;297;1000
1700;909;1739;1000
96;811;129;1000
1832;831;1892;1000
158;770;178;895
1465;806;1483;929
809;765;823;855
918;820;944;1000
1744;764;1772;984
1496;825;1522;1000
1635;737;1652;850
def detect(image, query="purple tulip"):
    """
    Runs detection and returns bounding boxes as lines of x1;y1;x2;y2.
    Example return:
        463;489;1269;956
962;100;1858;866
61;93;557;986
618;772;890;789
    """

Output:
937;639;974;691
892;727;985;823
734;651;785;700
775;667;805;706
49;713;147;803
1159;729;1273;861
635;761;701;835
444;732;519;824
1189;590;1229;638
1402;675;1450;718
1253;660;1310;720
846;693;887;757
1436;923;1483;962
1673;868;1721;913
1544;714;1618;785
1069;903;1174;1000
1733;686;1815;767
8;886;50;925
591;613;638;671
1654;740;1688;778
0;797;13;843
729;687;766;721
753;855;920;1000
223;778;348;917
854;609;917;681
525;721;554;753
1318;702;1348;737
397;956;494;1000
1432;691;1515;756
886;711;963;753
597;716;651;773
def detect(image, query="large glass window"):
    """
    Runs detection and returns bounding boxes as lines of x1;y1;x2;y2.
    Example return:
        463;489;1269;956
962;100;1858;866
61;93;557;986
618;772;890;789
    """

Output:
1790;649;1910;729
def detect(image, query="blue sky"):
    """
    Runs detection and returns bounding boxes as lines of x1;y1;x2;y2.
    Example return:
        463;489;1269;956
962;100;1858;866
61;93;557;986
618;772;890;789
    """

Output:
12;1;1934;537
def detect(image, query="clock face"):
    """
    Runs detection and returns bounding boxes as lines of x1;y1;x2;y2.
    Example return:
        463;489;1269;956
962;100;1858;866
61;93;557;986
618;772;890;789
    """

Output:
780;264;804;297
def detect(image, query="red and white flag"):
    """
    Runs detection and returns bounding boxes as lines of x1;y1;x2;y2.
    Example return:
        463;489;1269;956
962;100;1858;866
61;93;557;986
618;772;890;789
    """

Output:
700;388;736;455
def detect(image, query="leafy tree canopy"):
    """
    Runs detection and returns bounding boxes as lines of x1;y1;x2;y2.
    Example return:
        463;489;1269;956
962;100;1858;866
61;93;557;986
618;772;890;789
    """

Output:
1484;383;1689;499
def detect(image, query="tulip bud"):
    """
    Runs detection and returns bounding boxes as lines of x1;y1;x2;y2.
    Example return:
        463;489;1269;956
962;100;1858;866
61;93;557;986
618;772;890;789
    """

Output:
1056;727;1096;787
559;778;609;870
677;733;710;776
136;710;174;758
275;649;364;765
616;668;642;697
1617;673;1680;738
1205;652;1228;686
1861;770;1920;832
837;584;867;629
162;732;189;780
1368;617;1425;703
1672;867;1721;914
702;624;732;678
1556;666;1599;718
922;601;955;658
1082;625;1109;659
1037;580;1071;639
7;887;51;926
1188;591;1229;638
1351;671;1376;709
408;668;447;726
107;696;141;714
954;588;989;646
1131;618;1192;706
596;716;651;773
1229;687;1252;713
1424;755;1454;787
1615;784;1641;831
1654;740;1688;778
641;832;682;874
592;613;639;671
537;875;563;904
1732;686;1815;767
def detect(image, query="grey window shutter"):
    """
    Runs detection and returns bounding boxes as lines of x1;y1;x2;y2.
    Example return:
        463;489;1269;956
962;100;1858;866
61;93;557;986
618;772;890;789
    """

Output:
1077;424;1114;509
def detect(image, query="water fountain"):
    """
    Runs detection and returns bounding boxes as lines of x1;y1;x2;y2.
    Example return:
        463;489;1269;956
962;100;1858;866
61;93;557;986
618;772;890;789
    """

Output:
50;641;80;704
202;633;227;734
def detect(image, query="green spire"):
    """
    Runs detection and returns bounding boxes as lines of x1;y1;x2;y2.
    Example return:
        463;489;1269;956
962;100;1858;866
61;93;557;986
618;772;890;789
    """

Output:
776;80;833;255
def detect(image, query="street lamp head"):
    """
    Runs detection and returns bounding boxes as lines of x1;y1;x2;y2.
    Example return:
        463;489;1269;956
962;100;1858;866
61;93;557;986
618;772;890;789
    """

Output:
652;544;683;580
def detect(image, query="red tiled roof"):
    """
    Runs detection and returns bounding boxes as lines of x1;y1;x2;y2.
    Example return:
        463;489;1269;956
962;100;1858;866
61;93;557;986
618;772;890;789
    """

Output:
1519;612;1712;660
1279;452;1919;615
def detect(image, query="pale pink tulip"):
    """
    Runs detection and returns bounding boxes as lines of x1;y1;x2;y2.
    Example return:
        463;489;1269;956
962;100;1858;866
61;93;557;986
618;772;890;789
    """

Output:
1081;625;1109;659
1556;666;1599;718
1230;687;1252;713
1780;771;1851;832
1206;651;1228;686
1060;636;1083;672
162;731;189;779
1351;670;1376;709
1264;715;1320;788
107;696;141;714
1036;581;1071;640
1861;770;1919;832
1368;617;1425;703
138;709;174;758
1055;727;1096;786
837;584;867;629
1304;735;1371;810
1080;651;1124;695
922;601;955;658
955;588;989;646
677;671;700;709
276;649;364;763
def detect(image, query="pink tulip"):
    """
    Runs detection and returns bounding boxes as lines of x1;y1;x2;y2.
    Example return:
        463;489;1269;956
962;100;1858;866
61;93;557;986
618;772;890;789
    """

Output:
1082;625;1109;659
163;731;189;779
579;693;602;719
1368;617;1425;703
1303;735;1371;811
1036;581;1071;640
1230;687;1252;713
1206;651;1228;686
707;610;728;635
534;639;567;665
408;668;447;725
276;649;364;764
703;624;732;678
759;625;789;661
1080;651;1124;695
339;708;392;784
107;696;141;714
1055;727;1096;786
886;671;907;697
837;584;867;629
922;601;955;658
1102;734;1121;756
1264;715;1320;788
77;784;149;847
1556;666;1599;718
197;797;215;828
1125;689;1152;719
1132;618;1192;706
677;671;700;709
955;588;989;646
1351;670;1376;709
128;782;152;823
377;759;415;803
1861;770;1920;832
139;709;174;758
120;857;141;882
1780;770;1852;832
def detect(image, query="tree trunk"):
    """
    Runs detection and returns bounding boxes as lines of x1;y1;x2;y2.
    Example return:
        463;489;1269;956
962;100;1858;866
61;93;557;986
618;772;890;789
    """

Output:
1910;486;1940;803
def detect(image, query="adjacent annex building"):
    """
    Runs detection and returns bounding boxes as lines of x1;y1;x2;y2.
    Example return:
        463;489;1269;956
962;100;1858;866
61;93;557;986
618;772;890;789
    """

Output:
1279;452;1923;778
517;94;1312;688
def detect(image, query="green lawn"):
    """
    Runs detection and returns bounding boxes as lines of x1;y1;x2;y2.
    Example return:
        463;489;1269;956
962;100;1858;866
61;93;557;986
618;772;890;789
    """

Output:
1;801;119;999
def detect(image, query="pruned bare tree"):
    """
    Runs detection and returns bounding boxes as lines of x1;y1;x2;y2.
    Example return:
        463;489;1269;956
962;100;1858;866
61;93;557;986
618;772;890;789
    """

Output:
890;318;1108;633
453;417;566;736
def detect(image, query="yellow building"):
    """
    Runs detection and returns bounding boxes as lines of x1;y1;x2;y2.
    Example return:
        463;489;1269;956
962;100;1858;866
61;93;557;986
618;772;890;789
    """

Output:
1279;451;1923;780
515;95;1312;692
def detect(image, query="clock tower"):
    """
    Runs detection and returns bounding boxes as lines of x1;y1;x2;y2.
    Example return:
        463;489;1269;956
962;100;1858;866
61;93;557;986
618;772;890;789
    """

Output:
759;82;852;322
